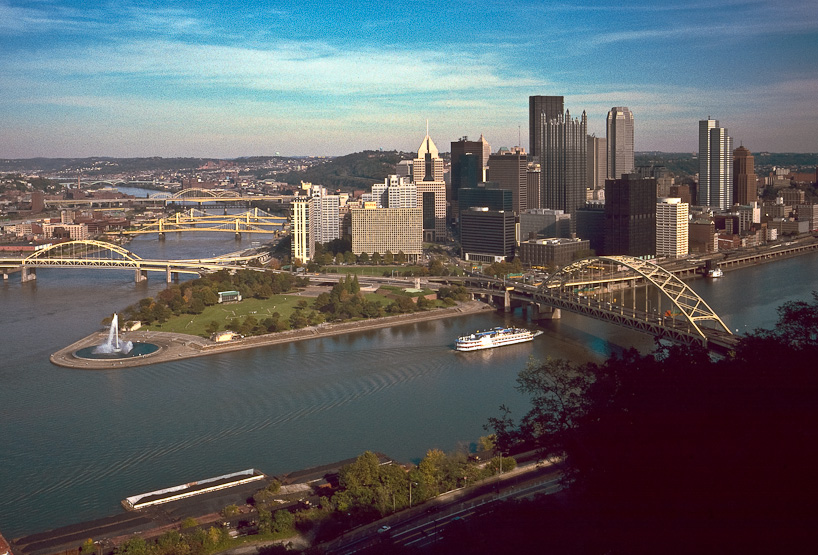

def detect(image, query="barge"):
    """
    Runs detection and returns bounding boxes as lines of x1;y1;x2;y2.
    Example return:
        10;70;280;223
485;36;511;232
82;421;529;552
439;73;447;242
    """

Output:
122;468;265;511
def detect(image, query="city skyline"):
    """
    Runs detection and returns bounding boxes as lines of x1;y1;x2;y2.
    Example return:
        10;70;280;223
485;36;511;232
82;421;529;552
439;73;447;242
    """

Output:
1;0;817;158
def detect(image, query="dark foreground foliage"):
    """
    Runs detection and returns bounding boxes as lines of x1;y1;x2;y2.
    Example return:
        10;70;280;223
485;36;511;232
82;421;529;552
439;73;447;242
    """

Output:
460;293;818;554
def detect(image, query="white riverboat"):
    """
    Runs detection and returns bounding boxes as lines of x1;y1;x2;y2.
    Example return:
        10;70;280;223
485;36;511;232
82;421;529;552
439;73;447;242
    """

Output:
707;267;724;278
455;327;542;352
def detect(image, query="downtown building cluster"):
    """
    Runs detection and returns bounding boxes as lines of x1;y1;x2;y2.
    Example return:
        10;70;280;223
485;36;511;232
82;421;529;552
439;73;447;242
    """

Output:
291;95;818;270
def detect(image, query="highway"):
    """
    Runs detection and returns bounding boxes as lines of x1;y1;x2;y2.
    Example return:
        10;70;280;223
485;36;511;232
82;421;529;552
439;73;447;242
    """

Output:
320;462;563;555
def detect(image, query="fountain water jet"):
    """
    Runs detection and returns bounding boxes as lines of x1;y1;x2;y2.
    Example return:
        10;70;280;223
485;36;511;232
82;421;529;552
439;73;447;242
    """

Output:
74;314;158;361
94;314;133;355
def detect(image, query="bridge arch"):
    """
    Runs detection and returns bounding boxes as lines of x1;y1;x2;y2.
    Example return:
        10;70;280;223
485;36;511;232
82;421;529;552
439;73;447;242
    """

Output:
25;240;143;263
540;255;732;343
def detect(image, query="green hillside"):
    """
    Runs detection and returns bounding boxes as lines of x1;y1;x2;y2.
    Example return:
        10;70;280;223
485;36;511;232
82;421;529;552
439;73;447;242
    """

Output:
277;150;409;190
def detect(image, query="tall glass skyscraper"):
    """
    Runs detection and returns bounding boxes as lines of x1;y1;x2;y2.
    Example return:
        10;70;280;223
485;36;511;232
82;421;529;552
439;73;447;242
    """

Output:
529;95;564;160
540;109;587;231
606;107;634;180
698;118;733;210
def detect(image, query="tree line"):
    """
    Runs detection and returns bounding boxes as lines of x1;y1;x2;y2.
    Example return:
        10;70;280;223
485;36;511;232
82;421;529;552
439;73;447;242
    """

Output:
120;269;308;325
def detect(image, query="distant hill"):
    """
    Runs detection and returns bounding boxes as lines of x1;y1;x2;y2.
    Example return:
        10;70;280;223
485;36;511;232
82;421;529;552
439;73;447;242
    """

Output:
0;157;216;174
276;150;409;190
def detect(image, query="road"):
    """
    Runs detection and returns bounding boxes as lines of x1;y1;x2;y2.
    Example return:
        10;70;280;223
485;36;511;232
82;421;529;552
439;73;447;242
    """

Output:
320;462;563;554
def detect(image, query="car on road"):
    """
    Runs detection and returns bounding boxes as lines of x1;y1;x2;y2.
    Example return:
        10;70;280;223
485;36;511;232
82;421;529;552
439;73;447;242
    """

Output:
377;525;391;534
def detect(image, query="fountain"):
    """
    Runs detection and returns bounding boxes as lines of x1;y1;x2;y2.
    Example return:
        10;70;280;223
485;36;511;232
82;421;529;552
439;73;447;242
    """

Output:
94;314;134;355
74;313;159;361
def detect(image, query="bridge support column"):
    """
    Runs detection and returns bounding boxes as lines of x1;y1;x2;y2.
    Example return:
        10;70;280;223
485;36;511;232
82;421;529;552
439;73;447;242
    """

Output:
532;304;561;320
166;267;173;283
158;232;165;241
504;289;511;312
234;232;241;240
3;270;9;280
20;266;36;282
135;269;148;283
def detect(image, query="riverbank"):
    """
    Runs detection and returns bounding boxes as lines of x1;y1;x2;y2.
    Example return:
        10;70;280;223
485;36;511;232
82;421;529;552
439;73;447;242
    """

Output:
50;300;495;369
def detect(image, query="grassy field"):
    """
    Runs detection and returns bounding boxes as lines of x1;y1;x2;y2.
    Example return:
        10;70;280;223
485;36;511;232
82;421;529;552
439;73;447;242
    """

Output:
146;294;306;336
146;290;400;337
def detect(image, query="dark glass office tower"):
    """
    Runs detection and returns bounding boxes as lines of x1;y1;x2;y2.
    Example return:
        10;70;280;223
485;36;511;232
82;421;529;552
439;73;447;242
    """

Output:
529;95;564;160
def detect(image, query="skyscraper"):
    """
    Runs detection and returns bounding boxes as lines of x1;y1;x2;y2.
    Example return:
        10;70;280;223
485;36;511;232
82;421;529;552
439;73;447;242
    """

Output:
540;109;587;230
733;146;758;205
407;128;447;240
450;135;490;202
413;129;444;183
656;197;689;258
529;95;564;160
698;118;733;210
487;146;528;214
291;197;314;263
606;107;634;180
587;135;607;190
604;174;657;257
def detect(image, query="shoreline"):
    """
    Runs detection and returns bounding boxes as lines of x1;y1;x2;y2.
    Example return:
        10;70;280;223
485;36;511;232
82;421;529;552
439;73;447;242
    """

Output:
50;300;495;370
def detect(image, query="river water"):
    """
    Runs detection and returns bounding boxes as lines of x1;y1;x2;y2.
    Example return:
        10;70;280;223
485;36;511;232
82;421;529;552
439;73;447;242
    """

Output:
1;195;817;537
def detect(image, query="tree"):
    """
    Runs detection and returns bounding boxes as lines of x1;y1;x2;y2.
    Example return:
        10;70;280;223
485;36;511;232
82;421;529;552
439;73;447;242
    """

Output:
271;509;295;534
81;539;96;555
358;252;370;264
221;504;240;518
384;250;394;265
485;295;818;554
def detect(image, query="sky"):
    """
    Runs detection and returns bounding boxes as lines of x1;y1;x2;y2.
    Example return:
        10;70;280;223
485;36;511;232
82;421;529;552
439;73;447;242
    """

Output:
1;0;816;158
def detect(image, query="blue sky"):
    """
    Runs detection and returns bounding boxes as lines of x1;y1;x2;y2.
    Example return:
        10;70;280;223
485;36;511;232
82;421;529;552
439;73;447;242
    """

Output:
1;0;816;158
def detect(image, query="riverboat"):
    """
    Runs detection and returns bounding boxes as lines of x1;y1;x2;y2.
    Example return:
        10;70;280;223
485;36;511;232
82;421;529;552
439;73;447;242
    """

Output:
455;327;542;352
707;267;724;278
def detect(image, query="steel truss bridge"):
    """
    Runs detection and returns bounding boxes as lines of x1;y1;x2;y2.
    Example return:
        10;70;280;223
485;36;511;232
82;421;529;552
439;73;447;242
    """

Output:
0;240;266;283
467;255;736;351
121;207;287;237
44;188;293;207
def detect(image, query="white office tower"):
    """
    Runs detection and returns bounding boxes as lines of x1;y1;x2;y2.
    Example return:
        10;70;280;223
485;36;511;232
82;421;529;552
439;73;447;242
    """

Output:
656;197;689;258
698;118;733;210
606;107;634;180
309;186;341;244
371;175;417;208
413;130;445;183
291;197;314;263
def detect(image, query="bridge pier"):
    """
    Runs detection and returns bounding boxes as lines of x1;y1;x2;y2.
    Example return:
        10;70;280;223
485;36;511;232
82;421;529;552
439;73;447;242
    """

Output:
158;233;165;241
532;303;561;320
2;270;9;280
235;232;242;240
20;266;36;282
135;269;148;283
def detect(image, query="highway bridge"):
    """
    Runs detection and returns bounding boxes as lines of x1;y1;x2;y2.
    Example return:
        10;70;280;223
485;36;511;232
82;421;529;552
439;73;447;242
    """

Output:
121;207;287;237
0;240;266;283
462;255;737;351
44;188;293;208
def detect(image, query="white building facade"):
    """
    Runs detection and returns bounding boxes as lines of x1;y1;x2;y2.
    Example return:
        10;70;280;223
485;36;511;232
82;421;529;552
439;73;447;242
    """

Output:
656;197;689;258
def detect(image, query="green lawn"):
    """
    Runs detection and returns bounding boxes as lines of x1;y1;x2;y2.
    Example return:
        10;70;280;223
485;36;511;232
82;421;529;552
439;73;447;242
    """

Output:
146;294;308;336
146;290;406;337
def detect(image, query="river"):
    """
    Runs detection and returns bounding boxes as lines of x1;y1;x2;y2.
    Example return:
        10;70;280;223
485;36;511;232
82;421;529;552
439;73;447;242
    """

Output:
1;197;816;537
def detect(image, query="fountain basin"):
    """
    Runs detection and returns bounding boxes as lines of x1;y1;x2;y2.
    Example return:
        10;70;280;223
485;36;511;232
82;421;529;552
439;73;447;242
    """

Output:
75;342;160;360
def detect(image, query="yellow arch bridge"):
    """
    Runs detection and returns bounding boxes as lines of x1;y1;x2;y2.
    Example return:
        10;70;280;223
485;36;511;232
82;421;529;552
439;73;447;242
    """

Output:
0;240;267;283
121;207;287;237
465;255;736;351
